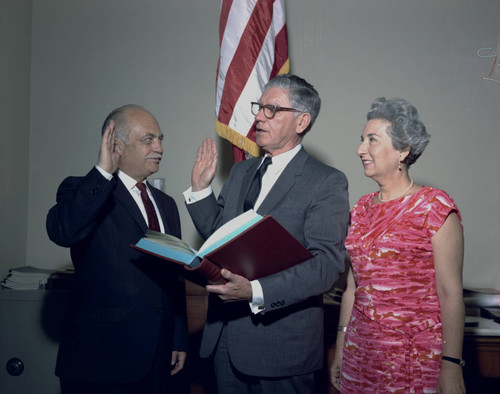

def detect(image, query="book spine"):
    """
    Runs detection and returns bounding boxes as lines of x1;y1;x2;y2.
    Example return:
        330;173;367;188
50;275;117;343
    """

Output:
185;257;226;285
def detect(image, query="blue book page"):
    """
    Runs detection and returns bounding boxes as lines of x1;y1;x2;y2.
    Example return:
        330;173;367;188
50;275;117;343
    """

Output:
197;210;263;258
135;238;195;265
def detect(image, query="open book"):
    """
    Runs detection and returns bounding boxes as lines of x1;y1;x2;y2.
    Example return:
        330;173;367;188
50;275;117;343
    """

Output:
132;210;313;285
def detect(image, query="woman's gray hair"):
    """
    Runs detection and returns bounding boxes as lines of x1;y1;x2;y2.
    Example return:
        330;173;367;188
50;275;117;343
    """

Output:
101;104;147;146
367;97;430;167
264;74;321;135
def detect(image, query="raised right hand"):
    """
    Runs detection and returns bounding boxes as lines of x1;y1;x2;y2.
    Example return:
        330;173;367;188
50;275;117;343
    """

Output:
191;137;218;191
97;120;121;174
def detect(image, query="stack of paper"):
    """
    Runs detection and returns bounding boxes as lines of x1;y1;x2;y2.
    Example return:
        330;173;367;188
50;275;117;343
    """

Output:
1;266;55;290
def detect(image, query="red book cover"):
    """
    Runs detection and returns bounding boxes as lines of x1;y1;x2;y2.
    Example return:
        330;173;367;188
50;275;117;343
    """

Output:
132;214;313;285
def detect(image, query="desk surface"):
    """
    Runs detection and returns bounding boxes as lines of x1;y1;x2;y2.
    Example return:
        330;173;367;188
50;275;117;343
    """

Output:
465;316;500;337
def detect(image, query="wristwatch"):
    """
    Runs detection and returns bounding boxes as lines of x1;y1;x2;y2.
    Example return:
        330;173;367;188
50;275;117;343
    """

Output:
442;355;465;367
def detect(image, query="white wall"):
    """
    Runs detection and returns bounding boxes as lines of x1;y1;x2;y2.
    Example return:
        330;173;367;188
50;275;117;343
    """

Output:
4;0;499;289
0;0;32;270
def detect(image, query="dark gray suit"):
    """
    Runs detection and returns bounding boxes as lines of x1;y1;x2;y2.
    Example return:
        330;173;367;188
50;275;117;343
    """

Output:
186;147;349;378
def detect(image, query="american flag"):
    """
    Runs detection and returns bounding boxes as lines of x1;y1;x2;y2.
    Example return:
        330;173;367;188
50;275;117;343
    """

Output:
215;0;289;162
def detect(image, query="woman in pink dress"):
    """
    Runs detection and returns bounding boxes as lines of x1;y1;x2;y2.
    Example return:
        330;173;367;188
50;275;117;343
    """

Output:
330;98;465;393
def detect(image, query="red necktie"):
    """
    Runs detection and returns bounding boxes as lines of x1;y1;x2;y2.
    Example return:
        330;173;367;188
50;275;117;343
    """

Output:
136;182;161;231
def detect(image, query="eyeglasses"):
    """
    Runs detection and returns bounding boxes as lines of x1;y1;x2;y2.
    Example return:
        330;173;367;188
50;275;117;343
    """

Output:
251;102;302;119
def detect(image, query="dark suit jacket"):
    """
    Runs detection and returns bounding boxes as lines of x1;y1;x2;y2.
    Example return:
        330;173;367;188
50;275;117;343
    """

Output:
46;167;188;383
186;147;349;377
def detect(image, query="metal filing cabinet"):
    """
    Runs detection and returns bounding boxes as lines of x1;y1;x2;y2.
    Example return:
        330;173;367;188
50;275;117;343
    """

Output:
0;289;68;394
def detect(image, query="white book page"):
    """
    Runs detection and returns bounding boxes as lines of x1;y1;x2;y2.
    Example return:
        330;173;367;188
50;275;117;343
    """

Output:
198;210;262;256
145;230;197;254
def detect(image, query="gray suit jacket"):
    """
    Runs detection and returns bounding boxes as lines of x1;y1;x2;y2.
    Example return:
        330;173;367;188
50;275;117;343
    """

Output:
186;147;349;377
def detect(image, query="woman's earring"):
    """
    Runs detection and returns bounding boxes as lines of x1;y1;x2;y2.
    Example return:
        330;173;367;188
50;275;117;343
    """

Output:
398;162;402;171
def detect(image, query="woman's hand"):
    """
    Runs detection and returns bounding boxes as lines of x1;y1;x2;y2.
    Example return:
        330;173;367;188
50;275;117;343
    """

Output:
437;361;465;393
330;344;343;391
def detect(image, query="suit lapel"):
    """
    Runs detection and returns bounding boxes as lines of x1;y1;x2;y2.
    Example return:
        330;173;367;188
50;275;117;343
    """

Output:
113;178;148;233
257;148;308;214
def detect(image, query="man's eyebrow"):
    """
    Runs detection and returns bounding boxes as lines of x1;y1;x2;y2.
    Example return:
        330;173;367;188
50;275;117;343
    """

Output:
143;132;163;137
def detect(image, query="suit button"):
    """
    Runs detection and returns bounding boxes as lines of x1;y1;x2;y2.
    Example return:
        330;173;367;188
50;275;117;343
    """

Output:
155;306;163;314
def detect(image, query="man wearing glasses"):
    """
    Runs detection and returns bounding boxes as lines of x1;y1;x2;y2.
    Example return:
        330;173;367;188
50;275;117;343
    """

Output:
184;74;349;393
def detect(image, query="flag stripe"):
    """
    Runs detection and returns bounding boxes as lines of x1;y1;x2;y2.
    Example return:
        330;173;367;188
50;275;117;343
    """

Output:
271;25;288;76
227;19;281;133
216;0;289;160
217;0;273;124
215;0;233;89
218;0;233;45
216;2;256;116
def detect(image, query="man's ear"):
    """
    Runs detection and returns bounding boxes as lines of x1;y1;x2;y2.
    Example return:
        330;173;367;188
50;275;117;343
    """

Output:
114;137;125;156
296;113;311;135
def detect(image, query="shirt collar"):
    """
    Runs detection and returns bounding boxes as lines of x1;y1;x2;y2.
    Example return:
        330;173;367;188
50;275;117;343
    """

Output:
117;170;144;191
265;144;302;174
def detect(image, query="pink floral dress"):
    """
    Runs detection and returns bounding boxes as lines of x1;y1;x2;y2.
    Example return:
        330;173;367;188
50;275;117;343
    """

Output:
341;187;461;393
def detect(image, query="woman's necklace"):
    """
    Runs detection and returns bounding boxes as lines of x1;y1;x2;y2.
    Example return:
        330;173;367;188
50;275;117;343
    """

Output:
378;178;414;202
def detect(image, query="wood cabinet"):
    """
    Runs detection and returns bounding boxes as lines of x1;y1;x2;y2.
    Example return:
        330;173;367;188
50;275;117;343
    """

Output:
182;281;214;394
463;335;500;393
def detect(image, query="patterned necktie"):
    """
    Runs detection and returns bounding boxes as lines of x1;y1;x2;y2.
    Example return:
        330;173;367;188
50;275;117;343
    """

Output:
136;182;161;231
244;156;272;212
